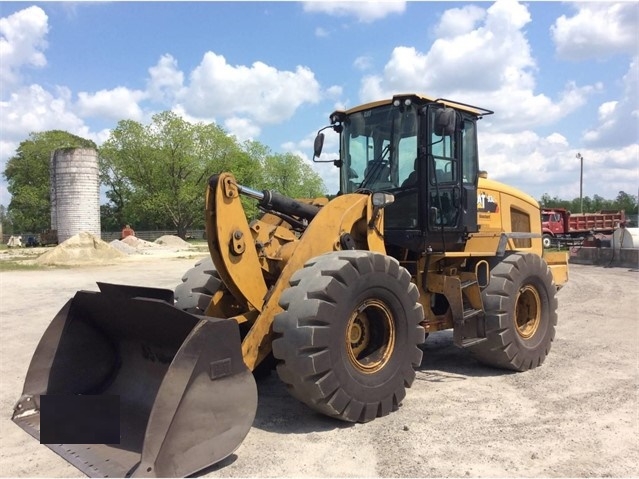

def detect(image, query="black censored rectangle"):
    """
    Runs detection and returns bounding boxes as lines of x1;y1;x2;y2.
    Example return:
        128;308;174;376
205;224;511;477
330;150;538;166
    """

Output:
40;395;120;444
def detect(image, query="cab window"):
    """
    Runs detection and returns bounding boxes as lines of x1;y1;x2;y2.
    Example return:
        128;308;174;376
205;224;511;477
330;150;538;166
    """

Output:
430;118;456;184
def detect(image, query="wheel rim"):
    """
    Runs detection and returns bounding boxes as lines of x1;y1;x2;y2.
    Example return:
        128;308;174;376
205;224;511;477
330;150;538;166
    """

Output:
346;299;395;373
515;285;541;339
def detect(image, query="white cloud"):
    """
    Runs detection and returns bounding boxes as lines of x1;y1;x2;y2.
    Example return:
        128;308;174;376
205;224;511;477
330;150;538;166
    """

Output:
170;104;214;125
574;145;639;199
583;57;638;148
76;87;147;122
480;131;639;201
332;100;348;111
224;117;261;142
0;6;149;189
0;83;99;205
147;54;185;105
353;55;373;71
359;0;596;132
282;129;341;194
0;139;18;163
0;138;20;201
360;1;537;96
302;1;405;23
551;2;638;61
312;159;340;194
325;85;343;99
434;4;486;38
546;133;569;147
0;6;48;89
0;84;86;138
91;128;113;146
182;51;321;124
314;27;329;38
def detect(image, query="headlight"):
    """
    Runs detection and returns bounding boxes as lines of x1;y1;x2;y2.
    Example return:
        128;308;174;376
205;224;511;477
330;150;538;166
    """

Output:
372;192;395;207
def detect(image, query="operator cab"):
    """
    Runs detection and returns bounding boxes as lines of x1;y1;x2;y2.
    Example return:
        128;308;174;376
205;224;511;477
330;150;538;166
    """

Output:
313;94;493;253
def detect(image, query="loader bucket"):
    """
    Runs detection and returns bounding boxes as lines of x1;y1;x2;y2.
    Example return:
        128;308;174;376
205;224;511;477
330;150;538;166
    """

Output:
12;283;257;478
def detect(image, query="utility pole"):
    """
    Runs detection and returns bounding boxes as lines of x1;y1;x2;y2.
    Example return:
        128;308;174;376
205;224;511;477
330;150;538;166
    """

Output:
576;152;584;213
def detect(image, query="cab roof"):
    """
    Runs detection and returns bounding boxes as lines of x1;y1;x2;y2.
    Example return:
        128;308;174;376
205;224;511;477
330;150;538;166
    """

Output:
337;93;493;118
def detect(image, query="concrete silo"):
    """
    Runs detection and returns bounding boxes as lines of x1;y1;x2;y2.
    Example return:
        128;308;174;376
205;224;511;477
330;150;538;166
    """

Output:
50;148;101;242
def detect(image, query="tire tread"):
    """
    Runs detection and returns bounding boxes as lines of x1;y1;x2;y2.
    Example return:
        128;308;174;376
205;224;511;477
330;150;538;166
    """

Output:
467;253;558;371
272;250;425;423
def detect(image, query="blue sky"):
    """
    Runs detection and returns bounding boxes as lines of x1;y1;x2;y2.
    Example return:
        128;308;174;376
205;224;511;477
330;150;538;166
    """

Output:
1;1;637;207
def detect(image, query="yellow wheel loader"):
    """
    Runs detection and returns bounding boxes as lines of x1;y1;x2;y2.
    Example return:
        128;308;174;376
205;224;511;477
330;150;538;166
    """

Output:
12;94;568;477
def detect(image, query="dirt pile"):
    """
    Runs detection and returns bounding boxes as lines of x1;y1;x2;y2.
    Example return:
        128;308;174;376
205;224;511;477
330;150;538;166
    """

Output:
108;235;193;256
154;235;193;249
121;235;161;250
36;232;126;265
109;240;138;255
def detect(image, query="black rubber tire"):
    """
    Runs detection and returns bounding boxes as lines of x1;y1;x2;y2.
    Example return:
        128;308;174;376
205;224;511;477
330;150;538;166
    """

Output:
174;257;222;314
542;234;553;248
272;250;425;423
467;253;558;371
173;257;275;378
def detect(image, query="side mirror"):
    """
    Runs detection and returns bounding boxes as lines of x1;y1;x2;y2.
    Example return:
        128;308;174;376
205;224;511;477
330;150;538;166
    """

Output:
313;133;325;159
434;108;457;137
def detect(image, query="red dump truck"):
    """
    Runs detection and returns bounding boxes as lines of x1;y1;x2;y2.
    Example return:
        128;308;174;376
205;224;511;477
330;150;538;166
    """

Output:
541;208;625;247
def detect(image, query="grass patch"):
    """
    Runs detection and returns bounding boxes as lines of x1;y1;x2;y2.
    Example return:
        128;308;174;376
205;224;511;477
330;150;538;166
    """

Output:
0;261;44;271
1;254;35;261
184;239;210;253
0;261;72;271
175;252;210;260
186;239;208;246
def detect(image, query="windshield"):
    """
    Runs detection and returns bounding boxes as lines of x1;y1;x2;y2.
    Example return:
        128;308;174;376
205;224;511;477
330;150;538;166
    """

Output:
341;104;418;193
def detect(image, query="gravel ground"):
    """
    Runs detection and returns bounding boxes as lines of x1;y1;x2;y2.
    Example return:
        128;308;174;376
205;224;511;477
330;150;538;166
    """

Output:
0;258;637;477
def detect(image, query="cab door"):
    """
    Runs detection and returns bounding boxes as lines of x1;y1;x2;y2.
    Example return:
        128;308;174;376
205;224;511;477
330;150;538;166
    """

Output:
425;106;478;251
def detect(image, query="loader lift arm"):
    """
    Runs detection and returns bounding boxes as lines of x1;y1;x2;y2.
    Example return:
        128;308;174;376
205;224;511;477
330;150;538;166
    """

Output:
205;172;390;371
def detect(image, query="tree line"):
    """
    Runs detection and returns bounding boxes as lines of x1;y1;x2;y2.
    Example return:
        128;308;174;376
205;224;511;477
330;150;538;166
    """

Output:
2;111;326;238
2;111;637;237
539;192;638;217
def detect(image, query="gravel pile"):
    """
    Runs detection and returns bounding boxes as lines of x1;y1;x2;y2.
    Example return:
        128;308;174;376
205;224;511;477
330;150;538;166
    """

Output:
110;235;194;255
154;235;192;249
36;232;126;265
121;235;161;250
109;240;139;255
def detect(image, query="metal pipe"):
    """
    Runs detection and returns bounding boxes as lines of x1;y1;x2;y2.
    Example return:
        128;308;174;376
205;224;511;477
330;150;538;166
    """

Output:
236;184;265;201
576;153;584;214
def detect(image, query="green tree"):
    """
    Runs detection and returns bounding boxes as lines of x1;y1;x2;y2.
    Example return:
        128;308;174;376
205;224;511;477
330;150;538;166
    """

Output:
260;152;326;198
99;111;259;238
3;131;96;232
613;191;638;214
98;120;146;229
0;204;13;237
571;196;592;214
539;191;637;217
236;146;326;221
539;193;570;210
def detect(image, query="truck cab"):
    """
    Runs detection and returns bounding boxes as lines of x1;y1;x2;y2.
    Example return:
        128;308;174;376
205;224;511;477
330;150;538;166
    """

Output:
541;209;568;247
542;209;567;234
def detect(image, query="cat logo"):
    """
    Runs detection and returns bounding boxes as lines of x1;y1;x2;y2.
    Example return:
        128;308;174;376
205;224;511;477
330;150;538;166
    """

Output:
478;191;499;213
